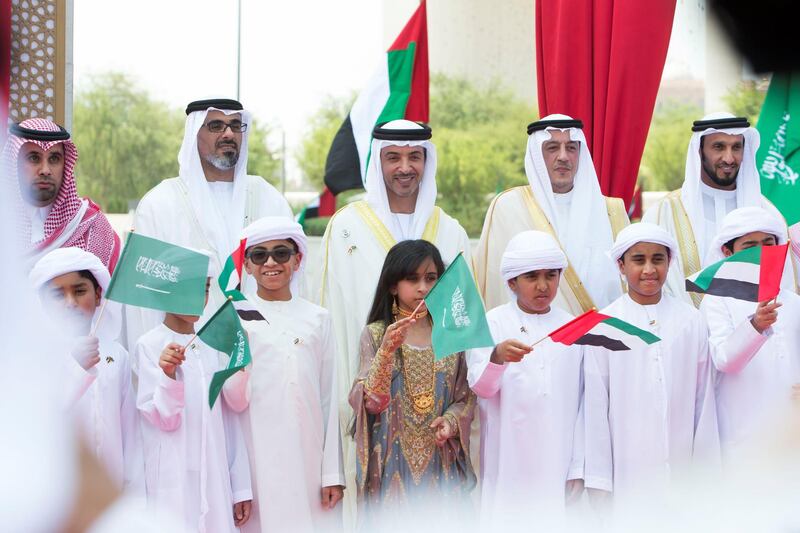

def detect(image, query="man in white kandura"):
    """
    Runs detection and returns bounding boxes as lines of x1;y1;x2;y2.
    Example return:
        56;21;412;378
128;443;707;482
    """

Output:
467;230;584;529
700;206;800;463
319;119;470;521
474;114;629;315
643;112;797;305
128;98;293;348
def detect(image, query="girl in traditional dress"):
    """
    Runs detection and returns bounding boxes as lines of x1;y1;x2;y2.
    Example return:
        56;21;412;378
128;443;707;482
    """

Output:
349;239;476;525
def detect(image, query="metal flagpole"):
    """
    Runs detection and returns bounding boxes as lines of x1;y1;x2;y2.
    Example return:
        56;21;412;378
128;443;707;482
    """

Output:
236;0;242;100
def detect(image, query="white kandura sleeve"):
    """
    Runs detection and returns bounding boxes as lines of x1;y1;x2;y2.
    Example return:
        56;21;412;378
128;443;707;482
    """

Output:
320;313;345;487
701;296;770;374
135;341;184;432
223;400;253;504
583;346;613;492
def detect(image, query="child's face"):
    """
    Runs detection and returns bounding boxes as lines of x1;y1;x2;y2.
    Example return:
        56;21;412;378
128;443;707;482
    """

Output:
618;242;670;301
44;272;101;321
390;258;438;312
723;231;777;256
244;239;301;295
508;269;560;314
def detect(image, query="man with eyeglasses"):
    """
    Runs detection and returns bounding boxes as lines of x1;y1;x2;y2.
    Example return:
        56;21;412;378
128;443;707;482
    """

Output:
128;98;292;349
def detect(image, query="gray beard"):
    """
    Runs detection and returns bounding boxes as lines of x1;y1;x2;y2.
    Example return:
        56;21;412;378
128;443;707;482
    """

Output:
205;151;239;170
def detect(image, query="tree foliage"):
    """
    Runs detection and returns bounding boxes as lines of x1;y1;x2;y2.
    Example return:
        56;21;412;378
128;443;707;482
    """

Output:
295;94;355;189
723;80;767;124
639;100;703;192
73;72;280;213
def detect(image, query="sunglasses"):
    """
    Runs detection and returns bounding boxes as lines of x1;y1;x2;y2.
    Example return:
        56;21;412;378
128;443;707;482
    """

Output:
246;246;297;265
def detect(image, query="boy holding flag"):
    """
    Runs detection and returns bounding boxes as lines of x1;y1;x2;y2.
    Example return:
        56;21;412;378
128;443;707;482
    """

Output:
584;223;718;509
29;247;142;496
230;217;344;533
699;206;800;462
465;230;585;527
134;254;252;532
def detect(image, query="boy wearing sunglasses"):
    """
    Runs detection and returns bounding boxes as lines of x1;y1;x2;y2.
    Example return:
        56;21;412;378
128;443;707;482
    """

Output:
235;216;344;533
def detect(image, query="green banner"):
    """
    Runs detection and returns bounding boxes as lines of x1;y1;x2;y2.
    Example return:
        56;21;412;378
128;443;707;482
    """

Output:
198;298;252;408
424;253;495;360
106;233;209;315
756;71;800;225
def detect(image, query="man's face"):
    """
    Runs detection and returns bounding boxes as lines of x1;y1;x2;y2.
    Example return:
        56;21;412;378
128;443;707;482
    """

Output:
723;231;777;257
700;132;744;190
380;145;425;201
197;110;242;171
617;242;670;303
541;130;580;194
17;142;65;207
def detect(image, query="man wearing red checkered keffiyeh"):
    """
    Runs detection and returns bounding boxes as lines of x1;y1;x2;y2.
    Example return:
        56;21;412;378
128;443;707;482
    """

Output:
2;118;121;272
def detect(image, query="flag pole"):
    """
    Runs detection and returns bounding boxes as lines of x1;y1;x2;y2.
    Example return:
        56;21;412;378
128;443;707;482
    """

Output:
90;299;108;337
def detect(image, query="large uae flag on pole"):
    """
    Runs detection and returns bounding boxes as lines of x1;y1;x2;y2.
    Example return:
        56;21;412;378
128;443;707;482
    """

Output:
322;0;429;195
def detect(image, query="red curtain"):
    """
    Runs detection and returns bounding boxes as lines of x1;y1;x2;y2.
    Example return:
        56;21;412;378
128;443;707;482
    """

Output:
536;0;676;207
1;0;11;130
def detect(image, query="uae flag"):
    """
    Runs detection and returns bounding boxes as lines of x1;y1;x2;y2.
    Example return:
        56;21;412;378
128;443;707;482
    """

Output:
548;309;660;352
217;240;267;322
686;243;789;302
322;0;429;195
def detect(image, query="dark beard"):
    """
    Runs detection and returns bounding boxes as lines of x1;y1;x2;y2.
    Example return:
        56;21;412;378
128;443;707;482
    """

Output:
22;183;58;205
701;154;738;188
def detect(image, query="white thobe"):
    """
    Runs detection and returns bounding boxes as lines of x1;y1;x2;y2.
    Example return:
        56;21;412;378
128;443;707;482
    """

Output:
474;187;626;314
584;294;719;502
318;202;470;521
66;337;143;495
135;324;252;533
466;302;584;526
700;289;800;462
642;192;797;304
236;295;344;533
126;175;293;350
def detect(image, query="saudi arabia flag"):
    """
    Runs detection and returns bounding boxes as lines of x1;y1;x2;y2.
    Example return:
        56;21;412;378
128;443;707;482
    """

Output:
197;298;252;408
424;253;495;360
686;243;789;302
757;72;800;226
105;232;209;316
323;0;429;195
548;309;660;352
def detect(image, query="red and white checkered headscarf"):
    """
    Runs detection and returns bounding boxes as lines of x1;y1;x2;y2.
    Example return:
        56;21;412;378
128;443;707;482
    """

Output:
2;118;120;271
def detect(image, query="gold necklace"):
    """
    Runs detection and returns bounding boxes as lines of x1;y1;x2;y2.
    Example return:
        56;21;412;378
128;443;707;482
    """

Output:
397;305;428;320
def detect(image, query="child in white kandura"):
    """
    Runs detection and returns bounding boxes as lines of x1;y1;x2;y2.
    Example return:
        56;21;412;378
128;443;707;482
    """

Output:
700;206;800;463
134;253;252;532
234;216;344;533
29;246;143;497
583;222;719;512
466;230;585;529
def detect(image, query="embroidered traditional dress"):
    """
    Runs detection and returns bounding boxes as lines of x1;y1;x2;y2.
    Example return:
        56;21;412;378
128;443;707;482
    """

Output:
349;321;476;525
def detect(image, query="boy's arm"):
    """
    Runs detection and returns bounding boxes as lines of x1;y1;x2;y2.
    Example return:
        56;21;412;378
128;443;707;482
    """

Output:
568;353;586;482
583;346;613;493
465;312;506;398
221;364;250;414
319;314;345;488
701;296;770;373
63;351;98;408
223;403;253;504
135;341;185;431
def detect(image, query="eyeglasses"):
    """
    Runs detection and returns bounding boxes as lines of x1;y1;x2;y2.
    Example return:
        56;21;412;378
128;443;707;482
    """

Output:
246;246;296;265
203;120;248;133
